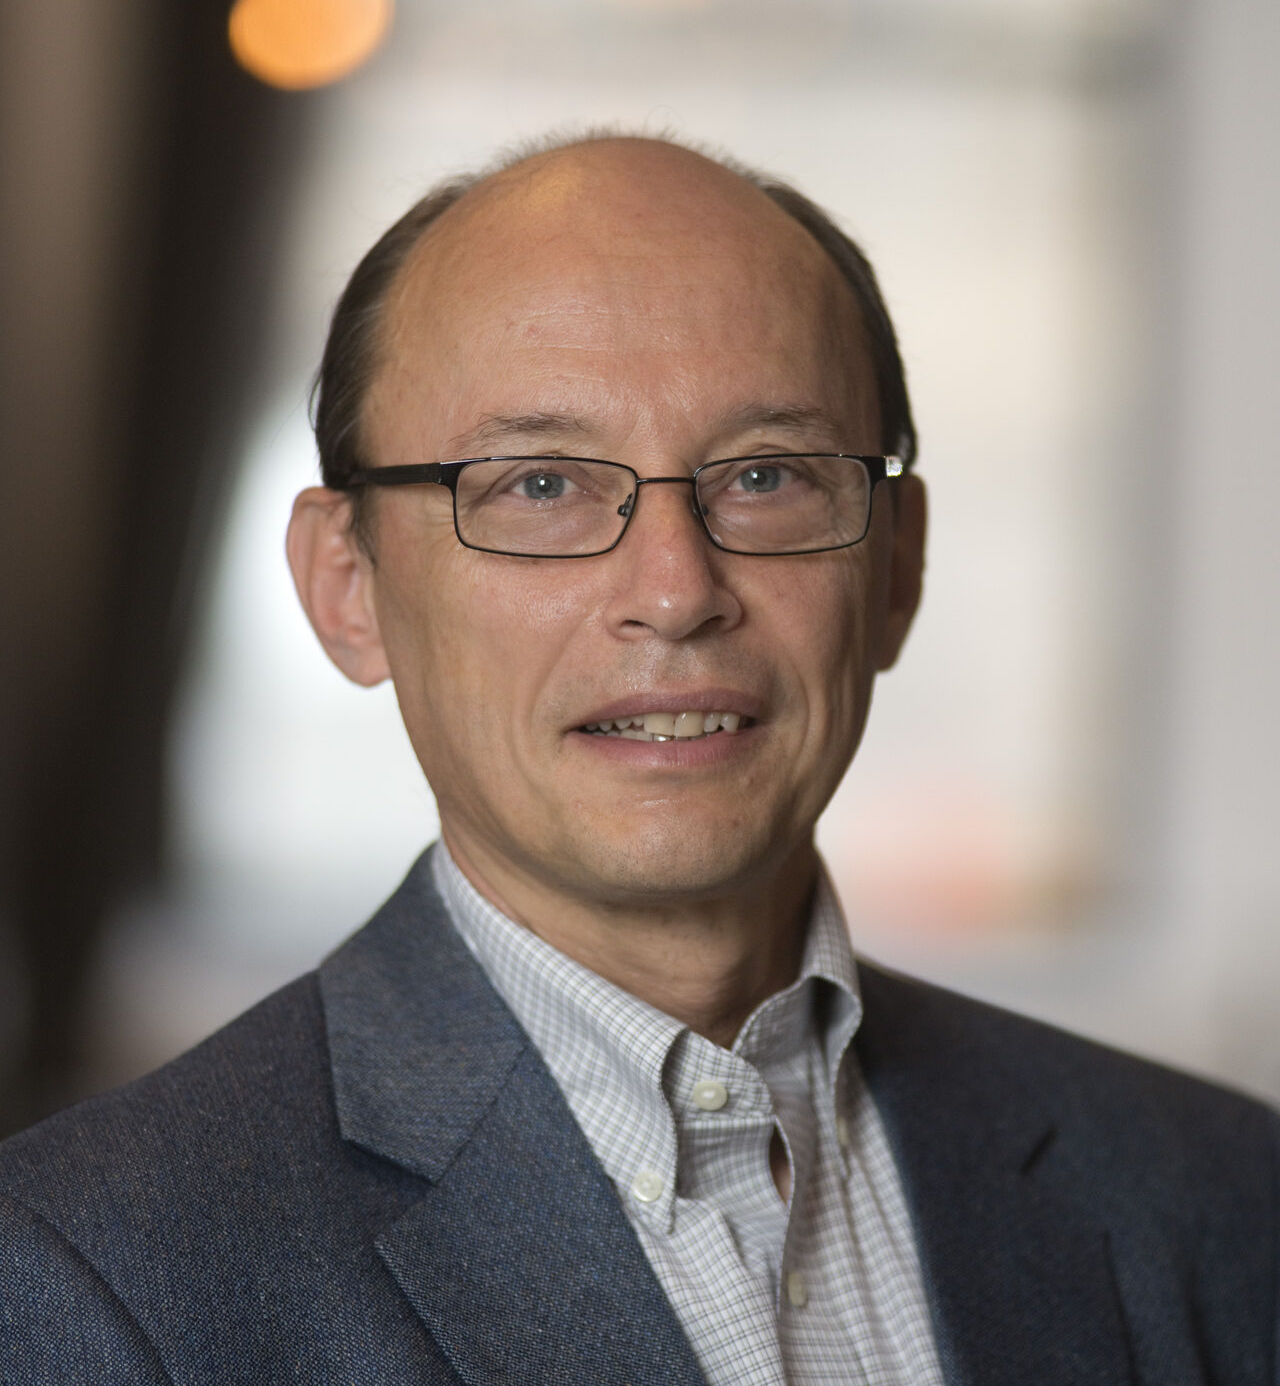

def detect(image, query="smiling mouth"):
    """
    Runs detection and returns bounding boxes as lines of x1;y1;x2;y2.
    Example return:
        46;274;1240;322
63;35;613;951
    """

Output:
579;711;748;742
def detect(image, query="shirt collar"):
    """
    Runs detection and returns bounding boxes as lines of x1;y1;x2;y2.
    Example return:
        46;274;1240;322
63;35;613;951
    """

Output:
432;843;682;1134
739;863;864;1092
431;842;864;1204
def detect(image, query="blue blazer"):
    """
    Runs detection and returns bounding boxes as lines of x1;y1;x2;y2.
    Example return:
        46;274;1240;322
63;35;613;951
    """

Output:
1;852;1276;1384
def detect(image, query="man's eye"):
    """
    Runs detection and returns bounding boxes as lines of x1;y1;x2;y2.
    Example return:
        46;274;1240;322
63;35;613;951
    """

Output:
738;465;785;493
518;471;569;500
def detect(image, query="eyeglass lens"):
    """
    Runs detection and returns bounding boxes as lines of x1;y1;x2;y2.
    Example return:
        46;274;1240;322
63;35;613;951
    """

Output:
452;456;873;557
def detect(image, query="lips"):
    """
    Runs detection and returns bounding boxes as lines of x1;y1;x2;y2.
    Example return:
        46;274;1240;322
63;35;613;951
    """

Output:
581;710;746;741
573;687;762;744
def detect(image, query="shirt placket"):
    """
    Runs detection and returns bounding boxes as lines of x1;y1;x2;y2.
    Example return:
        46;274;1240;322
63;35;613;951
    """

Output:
662;1034;789;1383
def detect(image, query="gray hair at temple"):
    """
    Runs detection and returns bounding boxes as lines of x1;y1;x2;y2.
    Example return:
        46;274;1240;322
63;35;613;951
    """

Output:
311;131;917;544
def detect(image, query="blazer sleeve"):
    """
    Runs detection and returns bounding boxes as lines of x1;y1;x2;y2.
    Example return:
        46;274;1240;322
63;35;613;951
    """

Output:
0;1193;173;1386
1274;1111;1280;1386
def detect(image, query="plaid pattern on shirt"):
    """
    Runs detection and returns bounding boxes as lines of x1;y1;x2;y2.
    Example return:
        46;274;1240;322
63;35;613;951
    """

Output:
434;845;945;1386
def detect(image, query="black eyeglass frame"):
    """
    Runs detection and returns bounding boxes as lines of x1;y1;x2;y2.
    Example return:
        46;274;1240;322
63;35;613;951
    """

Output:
339;452;906;558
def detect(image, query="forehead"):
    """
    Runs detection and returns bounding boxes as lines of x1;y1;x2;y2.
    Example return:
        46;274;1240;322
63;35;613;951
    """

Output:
366;144;875;454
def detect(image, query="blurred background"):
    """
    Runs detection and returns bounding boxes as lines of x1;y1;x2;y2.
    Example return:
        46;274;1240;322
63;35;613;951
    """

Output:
1;0;1276;1136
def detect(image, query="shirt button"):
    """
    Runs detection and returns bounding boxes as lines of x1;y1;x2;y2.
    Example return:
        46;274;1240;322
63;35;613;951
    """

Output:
786;1271;808;1308
836;1116;851;1151
631;1169;664;1204
691;1080;728;1112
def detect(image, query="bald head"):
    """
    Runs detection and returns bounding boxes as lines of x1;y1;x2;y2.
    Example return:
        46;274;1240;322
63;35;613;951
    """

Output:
384;139;848;351
312;133;915;533
388;137;839;324
432;137;826;256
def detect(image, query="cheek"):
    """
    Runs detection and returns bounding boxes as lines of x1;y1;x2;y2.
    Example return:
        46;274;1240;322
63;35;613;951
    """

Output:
373;541;596;745
759;554;877;717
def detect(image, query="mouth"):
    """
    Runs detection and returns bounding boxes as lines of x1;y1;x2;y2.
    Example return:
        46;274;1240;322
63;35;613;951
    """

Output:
578;710;750;742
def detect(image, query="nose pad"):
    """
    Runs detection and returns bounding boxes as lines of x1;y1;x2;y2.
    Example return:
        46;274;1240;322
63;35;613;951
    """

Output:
618;477;708;539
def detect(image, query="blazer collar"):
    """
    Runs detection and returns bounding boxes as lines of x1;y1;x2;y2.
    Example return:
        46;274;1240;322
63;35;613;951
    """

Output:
319;848;527;1181
857;963;1134;1386
318;850;707;1386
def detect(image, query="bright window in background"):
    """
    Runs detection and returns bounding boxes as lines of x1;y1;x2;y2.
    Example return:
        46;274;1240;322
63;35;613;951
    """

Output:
148;0;1162;1058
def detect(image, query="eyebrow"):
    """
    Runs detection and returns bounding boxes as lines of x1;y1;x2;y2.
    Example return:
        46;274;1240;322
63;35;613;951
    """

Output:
445;412;594;457
712;403;847;443
442;402;847;459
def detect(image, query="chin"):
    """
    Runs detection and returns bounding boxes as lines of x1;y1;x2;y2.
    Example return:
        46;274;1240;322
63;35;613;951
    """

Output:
556;819;792;906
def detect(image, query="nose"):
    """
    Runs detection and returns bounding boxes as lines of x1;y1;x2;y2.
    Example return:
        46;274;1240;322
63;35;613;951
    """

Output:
602;476;743;641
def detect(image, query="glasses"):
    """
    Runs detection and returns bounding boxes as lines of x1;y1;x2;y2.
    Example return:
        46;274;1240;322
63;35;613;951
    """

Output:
340;453;904;559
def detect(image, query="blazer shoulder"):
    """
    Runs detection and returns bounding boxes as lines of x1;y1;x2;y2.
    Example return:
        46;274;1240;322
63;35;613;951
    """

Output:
857;963;1279;1386
0;940;465;1380
857;960;1280;1184
0;973;334;1217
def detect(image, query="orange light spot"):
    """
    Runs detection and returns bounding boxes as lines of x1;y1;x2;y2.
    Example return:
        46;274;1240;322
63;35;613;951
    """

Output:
228;0;393;91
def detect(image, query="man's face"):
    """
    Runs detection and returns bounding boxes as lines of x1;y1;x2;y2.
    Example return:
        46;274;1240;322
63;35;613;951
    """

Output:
352;143;921;914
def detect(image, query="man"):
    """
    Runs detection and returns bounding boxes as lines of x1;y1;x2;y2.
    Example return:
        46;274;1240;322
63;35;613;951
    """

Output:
0;134;1275;1384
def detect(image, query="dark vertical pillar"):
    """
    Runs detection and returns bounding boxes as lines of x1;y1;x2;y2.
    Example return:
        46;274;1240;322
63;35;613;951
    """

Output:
0;0;313;1133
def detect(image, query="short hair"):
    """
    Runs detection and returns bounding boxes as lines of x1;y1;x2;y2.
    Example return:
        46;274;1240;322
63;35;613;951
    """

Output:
312;133;917;543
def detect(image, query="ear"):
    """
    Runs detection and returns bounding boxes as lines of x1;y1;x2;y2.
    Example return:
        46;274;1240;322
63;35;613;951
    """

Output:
286;487;390;687
875;473;927;671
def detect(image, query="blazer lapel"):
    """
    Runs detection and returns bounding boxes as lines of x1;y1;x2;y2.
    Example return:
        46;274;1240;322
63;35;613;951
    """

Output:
376;1044;708;1386
319;853;707;1386
857;964;1135;1386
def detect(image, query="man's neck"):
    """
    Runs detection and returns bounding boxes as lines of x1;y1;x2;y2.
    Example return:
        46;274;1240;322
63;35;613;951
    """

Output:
440;830;817;1049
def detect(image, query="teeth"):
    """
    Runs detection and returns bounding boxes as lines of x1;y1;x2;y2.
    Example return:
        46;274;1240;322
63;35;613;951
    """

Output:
582;710;748;740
